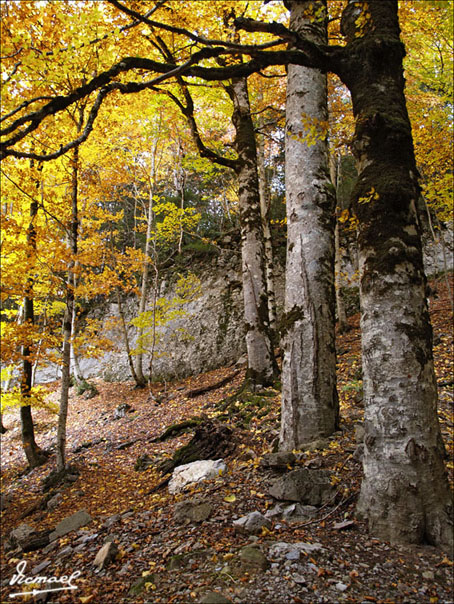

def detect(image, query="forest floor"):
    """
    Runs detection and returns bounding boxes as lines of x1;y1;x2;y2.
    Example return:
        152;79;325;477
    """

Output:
1;275;453;604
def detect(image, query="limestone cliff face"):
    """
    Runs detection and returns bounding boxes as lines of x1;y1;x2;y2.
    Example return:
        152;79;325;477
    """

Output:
36;249;282;384
103;266;248;382
34;227;451;384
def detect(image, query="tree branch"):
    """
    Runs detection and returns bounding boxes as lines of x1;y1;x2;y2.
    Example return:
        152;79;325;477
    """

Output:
107;0;286;52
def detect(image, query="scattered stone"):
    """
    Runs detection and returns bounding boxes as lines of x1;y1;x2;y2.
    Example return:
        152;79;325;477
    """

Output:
9;524;34;548
49;509;92;541
56;545;73;559
116;440;137;450
43;540;59;554
47;492;63;511
72;439;102;454
235;355;248;368
31;560;51;575
200;592;233;603
260;451;296;471
282;503;318;522
233;511;271;535
65;473;79;483
422;570;434;580
333;520;355;531
268;468;335;505
239;545;270;570
129;574;157;596
114;403;134;419
134;454;154;471
354;423;365;444
268;541;324;561
168;459;227;494
103;514;121;529
292;573;307;585
93;541;118;570
174;498;213;523
335;582;349;592
300;438;330;452
265;504;285;519
76;532;99;544
240;448;257;461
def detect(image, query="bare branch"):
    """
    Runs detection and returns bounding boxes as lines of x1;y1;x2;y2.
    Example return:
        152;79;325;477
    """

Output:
1;96;54;124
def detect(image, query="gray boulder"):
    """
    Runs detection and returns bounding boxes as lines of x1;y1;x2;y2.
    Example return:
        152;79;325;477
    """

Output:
239;545;270;570
93;541;118;570
200;593;233;603
260;451;296;471
49;509;92;542
268;468;334;505
268;541;324;561
282;503;318;522
9;524;34;548
233;511;271;535
174;498;213;523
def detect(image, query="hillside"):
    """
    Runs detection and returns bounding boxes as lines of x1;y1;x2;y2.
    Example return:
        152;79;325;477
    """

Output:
1;275;453;604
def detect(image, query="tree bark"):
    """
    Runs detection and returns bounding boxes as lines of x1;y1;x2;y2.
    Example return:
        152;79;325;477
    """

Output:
330;154;349;333
227;77;277;388
116;287;142;385
56;146;78;472
135;141;158;387
21;164;47;468
280;0;338;449
340;0;453;548
256;104;277;340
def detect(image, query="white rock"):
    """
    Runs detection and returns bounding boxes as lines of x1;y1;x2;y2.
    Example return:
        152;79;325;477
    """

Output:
168;459;227;494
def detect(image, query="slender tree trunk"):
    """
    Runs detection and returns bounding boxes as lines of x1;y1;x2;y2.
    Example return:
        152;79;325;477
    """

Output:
21;258;46;466
340;0;452;548
135;141;158;386
20;163;47;468
69;275;85;384
280;0;338;449
227;77;277;388
330;154;349;333
56;146;78;472
116;288;142;385
256;106;277;339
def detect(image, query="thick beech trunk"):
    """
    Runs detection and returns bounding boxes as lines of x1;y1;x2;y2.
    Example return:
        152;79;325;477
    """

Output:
228;77;277;388
340;0;452;548
280;0;338;449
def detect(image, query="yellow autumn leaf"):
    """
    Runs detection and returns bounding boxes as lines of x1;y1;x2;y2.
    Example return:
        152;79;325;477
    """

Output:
224;494;236;502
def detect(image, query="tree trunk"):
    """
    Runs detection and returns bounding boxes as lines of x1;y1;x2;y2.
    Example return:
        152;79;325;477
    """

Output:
256;106;277;339
330;154;349;333
340;0;453;548
135;141;158;387
21;165;47;468
116;288;142;385
56;146;79;472
280;0;338;450
69;275;85;384
227;77;277;388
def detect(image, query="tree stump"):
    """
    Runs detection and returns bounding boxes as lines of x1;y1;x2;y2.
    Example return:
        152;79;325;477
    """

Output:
158;420;235;475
